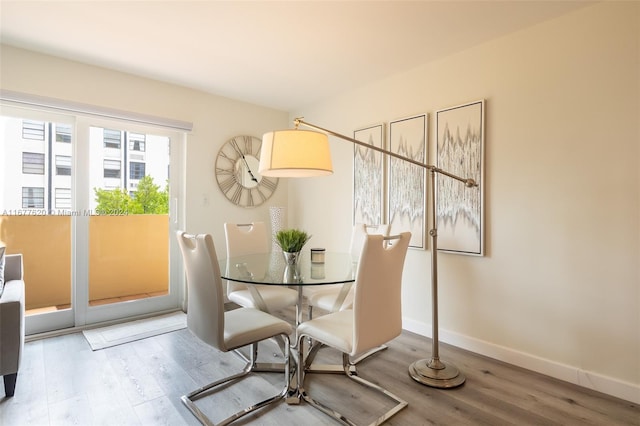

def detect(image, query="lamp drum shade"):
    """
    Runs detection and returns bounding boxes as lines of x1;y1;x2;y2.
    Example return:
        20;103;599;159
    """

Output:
259;129;333;177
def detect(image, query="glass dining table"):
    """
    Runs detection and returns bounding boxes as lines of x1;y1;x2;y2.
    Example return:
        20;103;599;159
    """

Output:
219;250;356;328
218;250;357;404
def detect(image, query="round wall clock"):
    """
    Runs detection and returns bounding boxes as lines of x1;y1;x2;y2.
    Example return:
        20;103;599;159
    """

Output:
215;135;279;207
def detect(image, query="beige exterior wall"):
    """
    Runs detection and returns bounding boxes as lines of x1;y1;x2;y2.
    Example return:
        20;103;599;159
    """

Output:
0;215;72;308
88;215;168;301
0;215;169;309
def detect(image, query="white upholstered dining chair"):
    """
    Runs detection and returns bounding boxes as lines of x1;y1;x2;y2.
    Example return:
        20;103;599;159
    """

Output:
305;223;390;319
297;232;411;425
176;231;293;426
224;222;298;313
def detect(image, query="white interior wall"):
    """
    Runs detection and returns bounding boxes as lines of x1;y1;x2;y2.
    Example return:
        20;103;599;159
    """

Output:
287;2;639;403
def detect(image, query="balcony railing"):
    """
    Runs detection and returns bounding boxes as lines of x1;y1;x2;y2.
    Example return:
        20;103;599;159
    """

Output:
0;214;169;313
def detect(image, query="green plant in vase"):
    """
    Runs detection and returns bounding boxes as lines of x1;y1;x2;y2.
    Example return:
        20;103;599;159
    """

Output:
275;228;311;265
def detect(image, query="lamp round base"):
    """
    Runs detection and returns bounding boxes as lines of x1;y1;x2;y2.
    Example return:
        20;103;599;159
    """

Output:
408;358;466;388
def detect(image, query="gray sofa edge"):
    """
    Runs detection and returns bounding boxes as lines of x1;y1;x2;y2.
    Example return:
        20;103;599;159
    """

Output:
0;254;25;397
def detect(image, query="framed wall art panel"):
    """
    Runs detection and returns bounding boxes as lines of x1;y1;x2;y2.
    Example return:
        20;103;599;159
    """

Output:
388;114;427;249
436;100;485;256
353;123;385;226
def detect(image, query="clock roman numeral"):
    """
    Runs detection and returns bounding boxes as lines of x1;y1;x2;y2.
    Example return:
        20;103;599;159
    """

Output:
243;136;253;155
246;189;255;207
218;150;237;165
230;138;243;157
261;177;278;192
219;177;237;194
230;185;244;205
215;167;234;176
255;188;268;202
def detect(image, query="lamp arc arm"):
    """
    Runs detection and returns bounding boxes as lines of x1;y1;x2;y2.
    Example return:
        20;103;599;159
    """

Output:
293;118;477;187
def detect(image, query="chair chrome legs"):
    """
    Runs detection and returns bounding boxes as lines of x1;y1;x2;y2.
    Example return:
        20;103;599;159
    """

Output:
350;344;388;364
181;337;291;426
303;340;387;370
297;337;407;426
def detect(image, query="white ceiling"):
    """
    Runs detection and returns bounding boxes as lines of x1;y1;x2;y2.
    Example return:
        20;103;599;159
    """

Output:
1;1;594;111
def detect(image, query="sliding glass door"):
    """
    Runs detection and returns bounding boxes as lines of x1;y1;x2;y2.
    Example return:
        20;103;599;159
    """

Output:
0;105;185;334
75;117;183;327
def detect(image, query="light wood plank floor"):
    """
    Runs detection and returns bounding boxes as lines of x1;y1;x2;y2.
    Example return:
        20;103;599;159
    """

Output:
1;313;638;426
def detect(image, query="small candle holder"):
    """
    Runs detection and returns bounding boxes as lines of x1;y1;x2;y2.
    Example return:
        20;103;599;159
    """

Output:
311;263;325;279
310;248;325;264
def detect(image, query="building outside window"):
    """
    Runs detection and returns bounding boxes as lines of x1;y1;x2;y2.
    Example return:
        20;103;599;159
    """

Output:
22;187;45;208
56;124;72;143
22;152;45;174
22;120;45;140
103;128;121;149
129;133;146;152
55;188;71;209
56;155;71;175
130;162;145;180
103;159;121;178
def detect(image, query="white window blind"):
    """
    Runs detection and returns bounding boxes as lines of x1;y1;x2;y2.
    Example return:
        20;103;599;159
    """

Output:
1;90;193;131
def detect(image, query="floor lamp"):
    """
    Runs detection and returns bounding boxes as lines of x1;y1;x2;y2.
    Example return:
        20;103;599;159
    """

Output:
258;117;476;388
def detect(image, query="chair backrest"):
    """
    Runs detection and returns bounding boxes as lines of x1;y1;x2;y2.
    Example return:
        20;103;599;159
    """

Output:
176;231;226;352
351;232;410;356
224;222;269;294
224;222;269;256
349;223;390;260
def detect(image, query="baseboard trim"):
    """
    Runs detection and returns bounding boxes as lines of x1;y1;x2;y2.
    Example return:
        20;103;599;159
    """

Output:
402;318;640;404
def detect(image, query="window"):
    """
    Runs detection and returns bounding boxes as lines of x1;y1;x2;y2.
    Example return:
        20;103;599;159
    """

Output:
22;152;45;174
22;120;45;140
104;159;121;178
130;162;145;180
55;188;71;209
129;133;146;151
22;187;45;208
56;155;72;175
56;124;72;143
103;128;121;149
